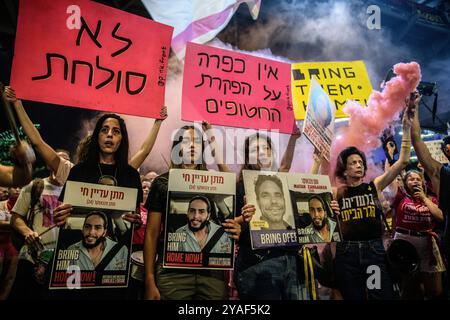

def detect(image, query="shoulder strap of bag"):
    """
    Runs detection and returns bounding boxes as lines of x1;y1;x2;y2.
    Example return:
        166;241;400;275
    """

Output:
26;178;44;227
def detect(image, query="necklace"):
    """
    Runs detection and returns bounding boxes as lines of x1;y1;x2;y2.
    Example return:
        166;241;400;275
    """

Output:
196;228;210;250
98;163;118;186
90;242;106;267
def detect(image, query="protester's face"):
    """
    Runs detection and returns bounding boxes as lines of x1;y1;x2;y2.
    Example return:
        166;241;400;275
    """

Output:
405;172;422;194
180;128;202;164
443;144;450;159
345;154;364;179
98;118;122;156
7;187;20;200
0;187;9;201
309;198;326;230
257;180;285;224
82;215;106;249
187;199;209;232
142;180;151;202
248;138;272;169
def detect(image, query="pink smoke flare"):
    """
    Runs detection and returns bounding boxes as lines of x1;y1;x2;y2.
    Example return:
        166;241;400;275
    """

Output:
329;61;421;184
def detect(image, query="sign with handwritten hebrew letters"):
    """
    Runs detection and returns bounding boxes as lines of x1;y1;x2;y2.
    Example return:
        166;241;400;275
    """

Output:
291;60;373;120
11;0;173;118
63;181;138;212
302;77;335;161
423;140;449;164
182;42;296;134
163;169;236;270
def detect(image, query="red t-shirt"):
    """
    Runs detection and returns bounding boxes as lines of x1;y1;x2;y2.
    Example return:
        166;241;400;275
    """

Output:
132;204;148;245
394;188;437;232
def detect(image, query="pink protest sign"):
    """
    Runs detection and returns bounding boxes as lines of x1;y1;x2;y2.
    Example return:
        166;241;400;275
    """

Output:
182;42;295;133
10;0;173;118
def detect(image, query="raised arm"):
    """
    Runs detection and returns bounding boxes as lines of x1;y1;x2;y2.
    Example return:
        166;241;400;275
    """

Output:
413;184;443;222
374;105;413;192
129;106;167;170
410;95;442;195
279;127;301;172
5;86;61;173
0;141;35;187
310;148;324;174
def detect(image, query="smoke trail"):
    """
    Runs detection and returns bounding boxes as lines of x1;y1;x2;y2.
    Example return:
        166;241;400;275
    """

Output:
330;61;421;183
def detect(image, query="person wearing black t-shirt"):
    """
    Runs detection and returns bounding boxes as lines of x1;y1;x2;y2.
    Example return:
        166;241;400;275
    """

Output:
143;125;241;300
53;113;142;299
234;131;305;300
333;103;415;300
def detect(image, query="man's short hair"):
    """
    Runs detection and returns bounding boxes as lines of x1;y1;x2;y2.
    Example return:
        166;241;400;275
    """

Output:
254;175;284;199
308;195;326;209
188;195;211;213
334;146;367;181
84;211;108;229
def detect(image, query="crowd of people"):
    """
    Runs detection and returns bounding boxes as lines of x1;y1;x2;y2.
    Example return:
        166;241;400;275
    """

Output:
0;85;449;301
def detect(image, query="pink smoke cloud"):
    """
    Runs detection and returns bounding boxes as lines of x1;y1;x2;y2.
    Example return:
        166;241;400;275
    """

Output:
329;61;421;183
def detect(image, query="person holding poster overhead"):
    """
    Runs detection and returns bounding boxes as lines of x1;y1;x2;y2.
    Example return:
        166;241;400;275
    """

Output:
333;99;416;300
144;125;240;300
235;131;306;300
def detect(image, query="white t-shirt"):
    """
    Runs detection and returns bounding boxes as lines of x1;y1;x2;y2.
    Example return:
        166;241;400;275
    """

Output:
12;178;63;261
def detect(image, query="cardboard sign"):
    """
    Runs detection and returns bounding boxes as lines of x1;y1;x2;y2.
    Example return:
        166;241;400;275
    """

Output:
163;169;236;270
291;60;372;120
424;140;449;164
243;170;341;249
63;181;137;212
11;0;173;118
49;206;133;289
182;42;296;134
302;77;335;161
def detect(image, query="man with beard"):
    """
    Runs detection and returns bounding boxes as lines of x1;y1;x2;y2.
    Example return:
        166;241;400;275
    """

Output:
175;196;231;253
304;195;340;243
68;211;128;270
255;175;292;230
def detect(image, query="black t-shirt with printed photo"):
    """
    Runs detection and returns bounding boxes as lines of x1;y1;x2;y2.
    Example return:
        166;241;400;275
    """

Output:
336;181;383;241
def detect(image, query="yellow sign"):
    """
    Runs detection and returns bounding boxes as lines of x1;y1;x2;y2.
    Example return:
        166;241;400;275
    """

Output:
291;61;373;119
